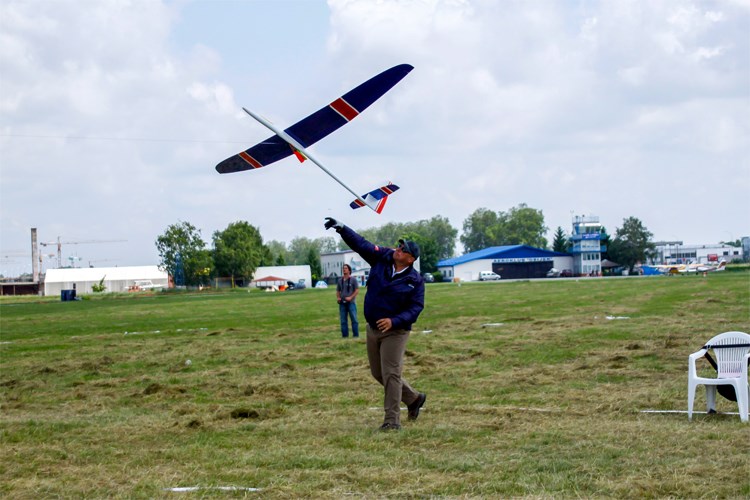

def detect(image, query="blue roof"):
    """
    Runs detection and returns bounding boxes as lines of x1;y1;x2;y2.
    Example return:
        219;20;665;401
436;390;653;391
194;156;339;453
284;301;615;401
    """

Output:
438;245;568;267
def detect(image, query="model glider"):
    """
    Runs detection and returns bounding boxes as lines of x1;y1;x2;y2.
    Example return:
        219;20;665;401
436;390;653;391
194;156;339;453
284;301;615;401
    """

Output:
215;64;413;212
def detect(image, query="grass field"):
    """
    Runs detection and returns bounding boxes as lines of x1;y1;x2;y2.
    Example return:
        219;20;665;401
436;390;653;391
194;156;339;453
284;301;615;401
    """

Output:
1;272;749;498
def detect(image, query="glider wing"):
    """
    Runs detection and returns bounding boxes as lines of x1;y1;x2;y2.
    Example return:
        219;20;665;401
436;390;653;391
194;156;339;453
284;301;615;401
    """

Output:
216;64;414;174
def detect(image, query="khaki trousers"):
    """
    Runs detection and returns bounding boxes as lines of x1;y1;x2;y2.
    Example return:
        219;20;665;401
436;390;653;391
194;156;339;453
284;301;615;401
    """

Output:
366;323;420;425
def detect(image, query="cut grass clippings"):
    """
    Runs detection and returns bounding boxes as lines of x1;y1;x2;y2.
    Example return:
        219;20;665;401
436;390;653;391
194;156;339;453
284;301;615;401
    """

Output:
1;272;749;497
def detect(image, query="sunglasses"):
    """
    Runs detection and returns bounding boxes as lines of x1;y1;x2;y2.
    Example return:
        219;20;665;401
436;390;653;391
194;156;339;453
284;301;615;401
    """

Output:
397;242;414;256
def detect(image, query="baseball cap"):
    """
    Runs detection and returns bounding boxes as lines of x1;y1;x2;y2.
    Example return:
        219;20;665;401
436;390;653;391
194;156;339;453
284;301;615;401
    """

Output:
398;239;420;259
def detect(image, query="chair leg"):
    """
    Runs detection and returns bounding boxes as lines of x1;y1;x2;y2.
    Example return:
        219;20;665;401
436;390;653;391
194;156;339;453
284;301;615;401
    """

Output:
706;386;716;413
736;384;749;423
687;381;696;421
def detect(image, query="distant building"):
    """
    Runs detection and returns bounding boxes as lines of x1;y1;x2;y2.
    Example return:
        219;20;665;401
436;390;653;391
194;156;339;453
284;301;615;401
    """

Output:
437;246;572;281
570;215;606;276
43;266;168;296
652;242;743;264
321;250;370;286
252;265;311;287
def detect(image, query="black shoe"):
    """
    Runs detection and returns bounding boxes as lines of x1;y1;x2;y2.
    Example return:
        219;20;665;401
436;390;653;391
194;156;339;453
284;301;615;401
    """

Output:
379;422;401;431
407;393;426;421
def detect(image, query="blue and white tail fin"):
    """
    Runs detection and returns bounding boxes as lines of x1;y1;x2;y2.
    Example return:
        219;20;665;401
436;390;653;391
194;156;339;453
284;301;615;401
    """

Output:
350;183;399;214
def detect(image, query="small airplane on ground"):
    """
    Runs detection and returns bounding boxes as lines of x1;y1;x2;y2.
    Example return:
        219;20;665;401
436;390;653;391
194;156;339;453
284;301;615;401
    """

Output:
641;260;727;275
215;64;413;213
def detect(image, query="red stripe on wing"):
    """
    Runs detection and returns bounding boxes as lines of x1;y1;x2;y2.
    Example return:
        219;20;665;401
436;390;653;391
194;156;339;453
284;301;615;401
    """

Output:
330;98;359;121
375;196;387;214
238;151;263;169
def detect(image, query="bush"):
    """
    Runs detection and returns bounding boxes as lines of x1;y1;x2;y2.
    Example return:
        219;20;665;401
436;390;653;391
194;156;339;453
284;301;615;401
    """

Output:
91;276;106;293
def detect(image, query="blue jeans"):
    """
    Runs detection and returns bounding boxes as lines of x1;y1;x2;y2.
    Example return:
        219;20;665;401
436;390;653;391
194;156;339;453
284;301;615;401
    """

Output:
339;301;359;337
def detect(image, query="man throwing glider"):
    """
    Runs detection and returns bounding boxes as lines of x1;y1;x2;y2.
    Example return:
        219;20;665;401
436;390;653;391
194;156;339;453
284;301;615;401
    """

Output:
324;217;427;431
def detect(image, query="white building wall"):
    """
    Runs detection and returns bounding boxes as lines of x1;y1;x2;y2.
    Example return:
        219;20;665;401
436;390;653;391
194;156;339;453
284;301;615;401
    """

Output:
552;256;574;271
44;266;168;296
439;259;495;282
656;243;744;264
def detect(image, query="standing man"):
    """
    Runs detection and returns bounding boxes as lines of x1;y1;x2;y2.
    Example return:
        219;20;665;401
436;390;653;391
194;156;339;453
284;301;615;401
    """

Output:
336;264;360;338
325;217;427;431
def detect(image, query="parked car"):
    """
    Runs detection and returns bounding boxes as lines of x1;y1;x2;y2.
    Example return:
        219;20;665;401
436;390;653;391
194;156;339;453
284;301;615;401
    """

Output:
560;269;573;278
478;271;501;281
286;279;306;290
546;268;561;278
423;273;435;283
129;280;163;291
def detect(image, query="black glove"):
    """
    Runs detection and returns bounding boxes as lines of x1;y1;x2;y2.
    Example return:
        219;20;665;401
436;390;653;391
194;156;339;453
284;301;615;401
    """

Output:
324;217;343;231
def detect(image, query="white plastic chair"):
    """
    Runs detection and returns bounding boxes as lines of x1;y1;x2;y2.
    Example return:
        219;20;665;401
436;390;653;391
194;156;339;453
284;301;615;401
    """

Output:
688;331;750;422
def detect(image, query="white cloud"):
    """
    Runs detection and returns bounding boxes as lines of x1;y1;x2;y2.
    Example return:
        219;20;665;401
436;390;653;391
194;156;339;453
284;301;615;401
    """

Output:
1;0;748;275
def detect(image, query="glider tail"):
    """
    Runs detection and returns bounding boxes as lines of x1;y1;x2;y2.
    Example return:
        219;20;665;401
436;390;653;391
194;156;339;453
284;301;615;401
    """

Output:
350;184;399;214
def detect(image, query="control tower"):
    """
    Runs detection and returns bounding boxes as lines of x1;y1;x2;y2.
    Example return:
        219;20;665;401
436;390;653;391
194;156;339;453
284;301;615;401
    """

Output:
570;215;606;276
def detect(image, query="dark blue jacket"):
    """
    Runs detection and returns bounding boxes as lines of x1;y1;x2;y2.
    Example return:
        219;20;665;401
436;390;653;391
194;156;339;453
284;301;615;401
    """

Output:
339;226;424;331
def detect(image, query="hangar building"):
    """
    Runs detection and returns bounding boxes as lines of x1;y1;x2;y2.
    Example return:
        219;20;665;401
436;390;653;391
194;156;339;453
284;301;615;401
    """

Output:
44;266;169;296
438;246;573;281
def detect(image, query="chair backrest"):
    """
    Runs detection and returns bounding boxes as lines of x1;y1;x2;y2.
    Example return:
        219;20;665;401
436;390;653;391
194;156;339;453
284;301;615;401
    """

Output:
703;331;750;379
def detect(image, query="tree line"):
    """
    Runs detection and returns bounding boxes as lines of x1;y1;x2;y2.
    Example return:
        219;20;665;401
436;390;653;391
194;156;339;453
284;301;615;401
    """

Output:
155;205;657;285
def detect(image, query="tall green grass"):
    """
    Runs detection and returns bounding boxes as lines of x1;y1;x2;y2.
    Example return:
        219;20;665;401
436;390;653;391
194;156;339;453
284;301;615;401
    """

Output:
1;273;749;498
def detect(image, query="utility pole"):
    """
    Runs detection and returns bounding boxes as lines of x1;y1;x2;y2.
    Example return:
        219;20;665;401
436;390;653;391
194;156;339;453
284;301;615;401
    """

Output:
31;228;39;282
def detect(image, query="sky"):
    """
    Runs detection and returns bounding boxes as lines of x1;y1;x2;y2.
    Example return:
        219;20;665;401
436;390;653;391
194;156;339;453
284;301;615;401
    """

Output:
1;0;749;277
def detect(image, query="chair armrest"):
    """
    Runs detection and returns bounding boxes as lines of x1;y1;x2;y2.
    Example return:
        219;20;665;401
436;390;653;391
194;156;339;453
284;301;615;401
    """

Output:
688;349;708;377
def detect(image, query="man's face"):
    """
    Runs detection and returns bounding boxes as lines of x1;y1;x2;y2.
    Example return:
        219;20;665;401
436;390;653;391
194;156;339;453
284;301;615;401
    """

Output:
342;266;350;277
394;243;415;266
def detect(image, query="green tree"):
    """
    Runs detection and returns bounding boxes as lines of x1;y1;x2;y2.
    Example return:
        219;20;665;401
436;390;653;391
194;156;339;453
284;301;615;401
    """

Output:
500;204;548;248
155;221;212;287
263;240;289;266
600;226;612;259
306;246;323;283
356;222;404;248
318;236;338;254
288;237;317;265
461;204;548;252
212;221;264;287
192;250;213;286
607;217;656;273
418;215;458;262
552;226;568;253
460;208;499;253
346;216;458;273
401;231;439;273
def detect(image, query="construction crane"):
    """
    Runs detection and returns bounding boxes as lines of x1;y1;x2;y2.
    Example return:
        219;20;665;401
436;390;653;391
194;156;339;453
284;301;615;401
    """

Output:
39;237;127;268
88;259;119;268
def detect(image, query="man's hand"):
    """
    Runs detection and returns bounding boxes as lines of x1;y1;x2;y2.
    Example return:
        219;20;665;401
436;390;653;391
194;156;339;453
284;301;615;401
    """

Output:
324;217;343;231
376;318;393;332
